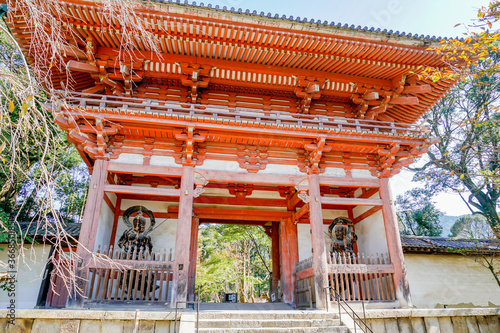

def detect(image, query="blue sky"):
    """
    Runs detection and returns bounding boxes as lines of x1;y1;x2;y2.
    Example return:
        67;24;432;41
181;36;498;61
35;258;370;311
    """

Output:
202;0;488;215
206;0;489;37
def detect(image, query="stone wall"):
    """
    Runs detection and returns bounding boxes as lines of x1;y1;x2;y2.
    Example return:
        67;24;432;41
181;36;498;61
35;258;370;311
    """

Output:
0;309;182;333
364;308;500;333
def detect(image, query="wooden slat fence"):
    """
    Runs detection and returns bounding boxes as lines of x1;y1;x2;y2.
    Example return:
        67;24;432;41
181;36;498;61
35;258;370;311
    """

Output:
86;245;174;304
328;252;396;302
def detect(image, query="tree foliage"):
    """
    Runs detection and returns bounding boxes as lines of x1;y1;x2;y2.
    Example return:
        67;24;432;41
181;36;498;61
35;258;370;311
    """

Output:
450;214;495;239
411;59;500;238
196;224;272;303
396;188;443;237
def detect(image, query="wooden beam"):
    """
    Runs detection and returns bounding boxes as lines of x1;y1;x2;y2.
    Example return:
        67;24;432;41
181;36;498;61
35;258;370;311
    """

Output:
108;162;183;177
196;169;306;186
91;260;173;270
296;267;314;281
66;60;99;74
327;264;394;274
358;188;379;199
353;206;382;224
192;208;292;221
287;192;301;210
103;193;115;212
104;184;180;197
320;196;383;206
294;203;309;221
403;85;432;94
319;176;380;188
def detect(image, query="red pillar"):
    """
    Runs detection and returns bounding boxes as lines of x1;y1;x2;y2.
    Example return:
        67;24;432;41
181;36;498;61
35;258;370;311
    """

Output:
271;222;280;295
188;215;199;302
308;173;328;309
379;178;412;307
171;165;195;308
285;216;298;306
69;159;109;307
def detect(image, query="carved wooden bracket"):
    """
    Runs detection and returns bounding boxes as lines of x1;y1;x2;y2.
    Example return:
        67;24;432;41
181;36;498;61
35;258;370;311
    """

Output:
294;76;325;113
237;144;269;173
193;172;209;197
143;137;154;165
173;127;207;166
228;184;254;199
372;143;429;178
180;63;212;104
298;137;333;174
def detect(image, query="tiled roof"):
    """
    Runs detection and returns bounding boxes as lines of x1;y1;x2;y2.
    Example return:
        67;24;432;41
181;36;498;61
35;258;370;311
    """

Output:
152;0;456;41
401;235;500;254
15;222;81;239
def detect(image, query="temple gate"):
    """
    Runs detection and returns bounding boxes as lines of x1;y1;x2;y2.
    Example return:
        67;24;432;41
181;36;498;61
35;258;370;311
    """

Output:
6;0;454;309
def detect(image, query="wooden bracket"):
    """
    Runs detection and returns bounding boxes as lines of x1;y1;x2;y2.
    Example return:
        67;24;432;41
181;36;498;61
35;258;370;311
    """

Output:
236;144;269;172
180;63;212;103
294;76;324;113
228;184;254;199
173;127;207;166
298;137;332;174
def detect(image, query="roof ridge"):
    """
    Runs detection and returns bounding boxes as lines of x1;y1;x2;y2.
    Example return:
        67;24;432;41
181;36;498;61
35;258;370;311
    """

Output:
150;0;462;42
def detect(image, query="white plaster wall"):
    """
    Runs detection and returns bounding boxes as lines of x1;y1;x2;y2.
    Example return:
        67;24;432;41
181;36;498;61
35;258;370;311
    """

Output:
353;210;388;255
94;198;114;251
0;244;50;309
351;169;377;179
115;199;178;258
114;153;144;165
405;253;500;308
297;224;312;262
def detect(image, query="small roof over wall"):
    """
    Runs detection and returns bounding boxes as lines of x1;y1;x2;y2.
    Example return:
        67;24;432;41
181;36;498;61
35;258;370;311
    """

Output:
401;235;500;254
0;222;81;245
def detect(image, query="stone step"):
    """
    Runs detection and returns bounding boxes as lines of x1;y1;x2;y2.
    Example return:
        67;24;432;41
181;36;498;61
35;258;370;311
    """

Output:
198;311;338;320
197;327;349;333
197;318;342;328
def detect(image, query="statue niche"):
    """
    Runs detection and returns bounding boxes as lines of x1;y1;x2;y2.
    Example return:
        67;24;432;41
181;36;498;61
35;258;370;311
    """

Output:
328;217;358;256
118;205;156;254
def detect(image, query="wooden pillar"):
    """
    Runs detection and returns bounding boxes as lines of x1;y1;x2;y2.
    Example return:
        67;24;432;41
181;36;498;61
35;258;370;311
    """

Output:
68;159;109;307
279;219;293;304
379;177;412;307
271;222;280;295
188;215;199;302
308;173;328;309
170;166;195;308
108;194;122;246
285;216;298;306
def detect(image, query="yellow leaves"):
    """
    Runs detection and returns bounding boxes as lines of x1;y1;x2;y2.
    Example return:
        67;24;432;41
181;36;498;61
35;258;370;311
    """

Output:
8;101;14;113
460;174;465;179
0;142;5;154
21;101;28;116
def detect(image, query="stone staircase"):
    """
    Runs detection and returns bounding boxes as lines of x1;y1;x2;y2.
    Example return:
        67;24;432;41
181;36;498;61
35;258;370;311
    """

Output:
196;311;349;332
